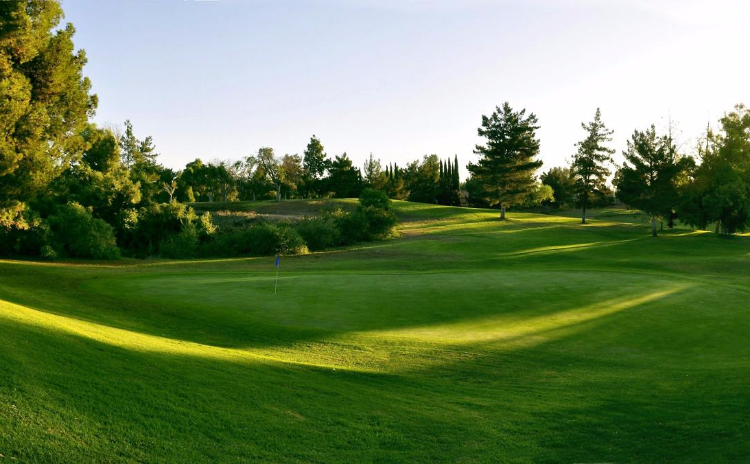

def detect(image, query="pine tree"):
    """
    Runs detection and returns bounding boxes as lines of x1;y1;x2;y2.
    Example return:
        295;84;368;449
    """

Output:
467;102;543;219
0;0;97;228
615;125;693;236
571;108;615;224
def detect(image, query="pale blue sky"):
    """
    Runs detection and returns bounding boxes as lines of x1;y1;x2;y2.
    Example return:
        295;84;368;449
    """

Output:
63;0;750;177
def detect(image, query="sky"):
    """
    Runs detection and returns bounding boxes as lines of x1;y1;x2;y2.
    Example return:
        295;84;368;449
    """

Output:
62;0;750;178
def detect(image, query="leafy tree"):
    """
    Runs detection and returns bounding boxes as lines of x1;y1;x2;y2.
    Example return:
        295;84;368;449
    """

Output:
0;0;97;229
540;166;576;208
178;159;212;201
247;147;288;201
208;161;237;202
523;183;555;208
571;108;615;224
679;105;750;235
46;202;120;259
468;102;543;219
280;154;303;199
615;125;694;236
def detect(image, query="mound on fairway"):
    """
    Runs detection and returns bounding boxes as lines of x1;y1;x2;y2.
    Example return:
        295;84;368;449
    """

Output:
1;202;750;462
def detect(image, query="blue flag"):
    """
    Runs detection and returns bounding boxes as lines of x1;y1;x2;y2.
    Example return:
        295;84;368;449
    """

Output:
274;255;281;267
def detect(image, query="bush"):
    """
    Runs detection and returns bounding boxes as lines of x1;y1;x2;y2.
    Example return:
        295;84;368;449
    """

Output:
359;206;398;240
296;217;341;251
122;202;215;258
336;210;369;244
47;203;121;260
205;222;307;257
159;225;199;259
359;188;391;210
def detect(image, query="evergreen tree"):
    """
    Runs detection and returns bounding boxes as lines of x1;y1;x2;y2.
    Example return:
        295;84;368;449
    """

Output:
326;153;362;198
0;0;97;229
571;108;615;224
453;155;460;191
467;102;543;219
615;125;693;236
301;135;328;198
302;135;328;179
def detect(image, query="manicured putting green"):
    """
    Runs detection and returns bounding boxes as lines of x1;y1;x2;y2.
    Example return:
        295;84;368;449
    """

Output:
1;202;750;461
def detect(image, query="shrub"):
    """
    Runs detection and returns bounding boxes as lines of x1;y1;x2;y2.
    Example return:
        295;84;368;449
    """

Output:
47;203;121;260
159;225;199;259
205;222;307;257
296;217;341;251
122;202;214;258
359;188;391;210
359;205;398;240
336;210;369;245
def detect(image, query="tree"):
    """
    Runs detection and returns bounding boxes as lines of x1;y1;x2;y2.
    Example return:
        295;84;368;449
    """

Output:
540;166;576;208
326;153;361;198
0;0;97;229
302;135;328;179
280;154;303;199
301;135;329;198
453;155;461;191
248;147;286;201
162;180;177;202
120;120;157;168
467;102;543;219
571;108;615;224
615;125;694;236
679;105;750;235
406;155;441;204
363;153;387;190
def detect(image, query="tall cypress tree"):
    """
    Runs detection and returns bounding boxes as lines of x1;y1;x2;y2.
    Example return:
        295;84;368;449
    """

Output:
468;102;543;219
571;108;615;224
453;155;460;191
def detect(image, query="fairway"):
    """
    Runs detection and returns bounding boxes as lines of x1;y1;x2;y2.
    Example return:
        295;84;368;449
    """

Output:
2;202;750;462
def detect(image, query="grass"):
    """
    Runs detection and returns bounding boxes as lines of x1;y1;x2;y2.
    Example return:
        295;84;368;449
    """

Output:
2;201;750;462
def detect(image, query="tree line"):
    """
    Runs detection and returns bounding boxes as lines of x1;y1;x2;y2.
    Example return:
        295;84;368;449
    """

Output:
466;102;750;236
0;1;397;260
172;140;463;207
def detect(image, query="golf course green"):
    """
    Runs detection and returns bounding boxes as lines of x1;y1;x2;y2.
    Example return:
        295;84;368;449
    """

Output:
1;201;749;462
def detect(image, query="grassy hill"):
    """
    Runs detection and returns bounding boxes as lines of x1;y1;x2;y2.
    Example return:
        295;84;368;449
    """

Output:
2;201;750;461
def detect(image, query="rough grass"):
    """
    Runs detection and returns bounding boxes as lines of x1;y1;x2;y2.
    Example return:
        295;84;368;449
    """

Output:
2;201;750;462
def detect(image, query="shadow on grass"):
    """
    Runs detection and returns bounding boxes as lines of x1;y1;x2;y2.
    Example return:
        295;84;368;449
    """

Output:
4;279;748;462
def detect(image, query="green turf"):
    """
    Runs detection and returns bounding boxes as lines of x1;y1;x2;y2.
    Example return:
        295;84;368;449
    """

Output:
2;202;750;462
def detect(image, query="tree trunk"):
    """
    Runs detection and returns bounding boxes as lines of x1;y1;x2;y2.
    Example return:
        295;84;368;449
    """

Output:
276;184;281;202
651;217;657;237
500;205;506;220
581;192;587;224
252;191;256;201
